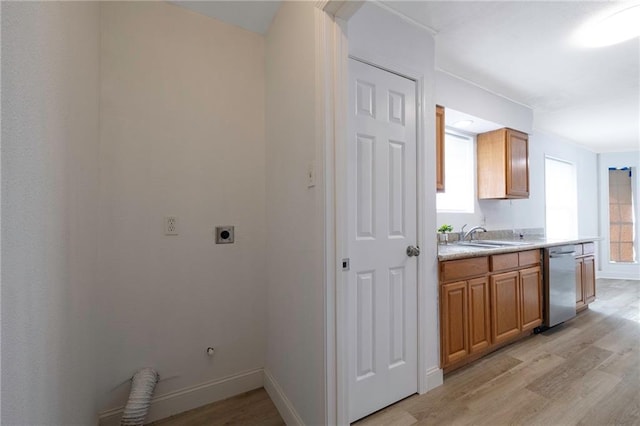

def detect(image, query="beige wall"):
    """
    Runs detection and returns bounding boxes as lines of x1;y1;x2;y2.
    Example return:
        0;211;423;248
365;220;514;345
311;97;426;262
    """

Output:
1;2;101;423
264;2;326;424
98;1;267;413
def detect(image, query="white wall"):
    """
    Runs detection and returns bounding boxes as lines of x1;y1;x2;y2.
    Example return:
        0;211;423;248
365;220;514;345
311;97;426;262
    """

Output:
1;2;101;424
438;131;599;235
533;132;599;237
348;1;442;391
435;74;599;241
98;1;267;414
264;2;326;424
598;151;640;279
435;70;533;134
435;70;534;232
465;131;599;235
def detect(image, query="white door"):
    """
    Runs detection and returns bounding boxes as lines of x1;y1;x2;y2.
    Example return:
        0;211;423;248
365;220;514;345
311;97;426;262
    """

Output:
347;58;418;422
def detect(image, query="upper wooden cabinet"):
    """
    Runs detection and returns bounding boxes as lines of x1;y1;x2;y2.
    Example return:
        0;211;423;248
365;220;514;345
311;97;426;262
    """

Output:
477;128;529;199
436;105;445;192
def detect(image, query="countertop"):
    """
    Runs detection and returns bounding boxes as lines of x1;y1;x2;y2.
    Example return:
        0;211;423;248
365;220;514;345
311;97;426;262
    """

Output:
438;236;600;261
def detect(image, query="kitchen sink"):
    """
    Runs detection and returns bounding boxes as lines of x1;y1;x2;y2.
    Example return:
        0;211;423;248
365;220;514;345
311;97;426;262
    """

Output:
456;241;506;248
480;240;533;246
456;240;534;248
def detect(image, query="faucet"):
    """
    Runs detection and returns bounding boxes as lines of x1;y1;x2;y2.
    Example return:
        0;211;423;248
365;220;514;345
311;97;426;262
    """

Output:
462;225;487;241
459;224;467;242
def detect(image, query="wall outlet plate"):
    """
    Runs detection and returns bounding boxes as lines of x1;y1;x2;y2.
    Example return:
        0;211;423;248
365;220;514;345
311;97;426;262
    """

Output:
165;216;178;235
215;226;234;244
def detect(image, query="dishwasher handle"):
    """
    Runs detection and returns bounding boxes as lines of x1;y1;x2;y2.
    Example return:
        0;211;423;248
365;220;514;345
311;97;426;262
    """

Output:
549;251;576;258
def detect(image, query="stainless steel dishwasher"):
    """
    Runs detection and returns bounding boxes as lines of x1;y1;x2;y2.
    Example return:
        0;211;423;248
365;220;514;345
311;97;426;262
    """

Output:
543;245;577;327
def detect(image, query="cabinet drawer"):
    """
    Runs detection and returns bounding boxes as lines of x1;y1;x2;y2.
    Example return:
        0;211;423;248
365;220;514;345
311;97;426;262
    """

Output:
490;253;518;272
574;244;583;256
518;250;540;267
441;257;489;282
583;242;595;255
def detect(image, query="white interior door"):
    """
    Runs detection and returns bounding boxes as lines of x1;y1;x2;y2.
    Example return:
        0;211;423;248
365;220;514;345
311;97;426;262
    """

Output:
347;58;418;422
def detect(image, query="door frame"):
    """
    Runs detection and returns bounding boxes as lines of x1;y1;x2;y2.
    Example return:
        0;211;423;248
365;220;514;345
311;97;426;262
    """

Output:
315;0;443;425
315;2;440;424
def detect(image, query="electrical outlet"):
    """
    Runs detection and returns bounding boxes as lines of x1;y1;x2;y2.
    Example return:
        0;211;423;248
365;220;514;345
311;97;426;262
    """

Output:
215;226;234;244
165;216;178;235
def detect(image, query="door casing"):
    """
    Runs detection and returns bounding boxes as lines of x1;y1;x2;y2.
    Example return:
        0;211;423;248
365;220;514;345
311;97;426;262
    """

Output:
315;3;442;425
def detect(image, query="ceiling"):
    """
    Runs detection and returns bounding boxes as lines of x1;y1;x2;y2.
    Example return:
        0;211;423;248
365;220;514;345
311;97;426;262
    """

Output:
168;1;280;34
170;1;639;153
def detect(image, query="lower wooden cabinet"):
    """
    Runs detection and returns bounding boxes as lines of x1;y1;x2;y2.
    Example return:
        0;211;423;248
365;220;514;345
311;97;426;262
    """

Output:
440;253;542;371
576;257;585;309
575;243;596;311
490;271;520;345
440;243;595;371
583;256;596;304
490;266;542;345
520;266;543;331
576;256;595;308
468;277;491;353
441;277;491;366
441;281;468;365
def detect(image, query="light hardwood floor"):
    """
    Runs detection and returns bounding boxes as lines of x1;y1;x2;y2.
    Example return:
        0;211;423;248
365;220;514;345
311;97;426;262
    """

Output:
149;279;639;425
147;387;284;426
355;278;639;426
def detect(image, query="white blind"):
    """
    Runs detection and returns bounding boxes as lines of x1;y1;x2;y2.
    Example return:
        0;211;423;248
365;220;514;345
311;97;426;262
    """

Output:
437;132;474;213
545;157;578;239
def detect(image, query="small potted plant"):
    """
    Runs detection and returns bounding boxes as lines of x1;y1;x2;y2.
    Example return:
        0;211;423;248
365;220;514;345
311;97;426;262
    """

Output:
438;224;453;245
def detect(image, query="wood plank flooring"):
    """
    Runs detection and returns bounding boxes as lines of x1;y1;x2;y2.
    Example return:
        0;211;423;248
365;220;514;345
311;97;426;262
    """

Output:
147;388;284;426
355;278;640;426
148;278;638;425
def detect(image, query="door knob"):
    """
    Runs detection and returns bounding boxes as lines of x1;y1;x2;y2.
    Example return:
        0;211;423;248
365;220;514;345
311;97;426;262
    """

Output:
406;245;420;257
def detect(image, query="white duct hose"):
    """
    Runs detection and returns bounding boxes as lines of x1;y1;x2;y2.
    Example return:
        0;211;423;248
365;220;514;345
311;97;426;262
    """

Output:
120;368;159;426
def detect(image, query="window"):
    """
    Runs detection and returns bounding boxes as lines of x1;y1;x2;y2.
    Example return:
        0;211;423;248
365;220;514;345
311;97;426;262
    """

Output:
609;167;636;263
437;131;474;213
545;157;578;239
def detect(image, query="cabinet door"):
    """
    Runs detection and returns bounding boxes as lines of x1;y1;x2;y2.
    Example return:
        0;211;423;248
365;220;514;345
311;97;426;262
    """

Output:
520;266;542;331
583;256;596;304
506;130;529;198
468;277;491;353
441;281;468;366
490;271;521;345
575;257;585;309
436;105;445;192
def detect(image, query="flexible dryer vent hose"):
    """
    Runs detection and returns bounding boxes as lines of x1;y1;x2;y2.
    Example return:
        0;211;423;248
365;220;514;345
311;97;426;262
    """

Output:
120;368;159;426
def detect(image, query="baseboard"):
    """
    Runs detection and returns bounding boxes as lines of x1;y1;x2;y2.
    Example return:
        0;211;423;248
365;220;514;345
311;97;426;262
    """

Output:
98;368;264;426
423;367;443;393
263;368;304;426
597;271;640;280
